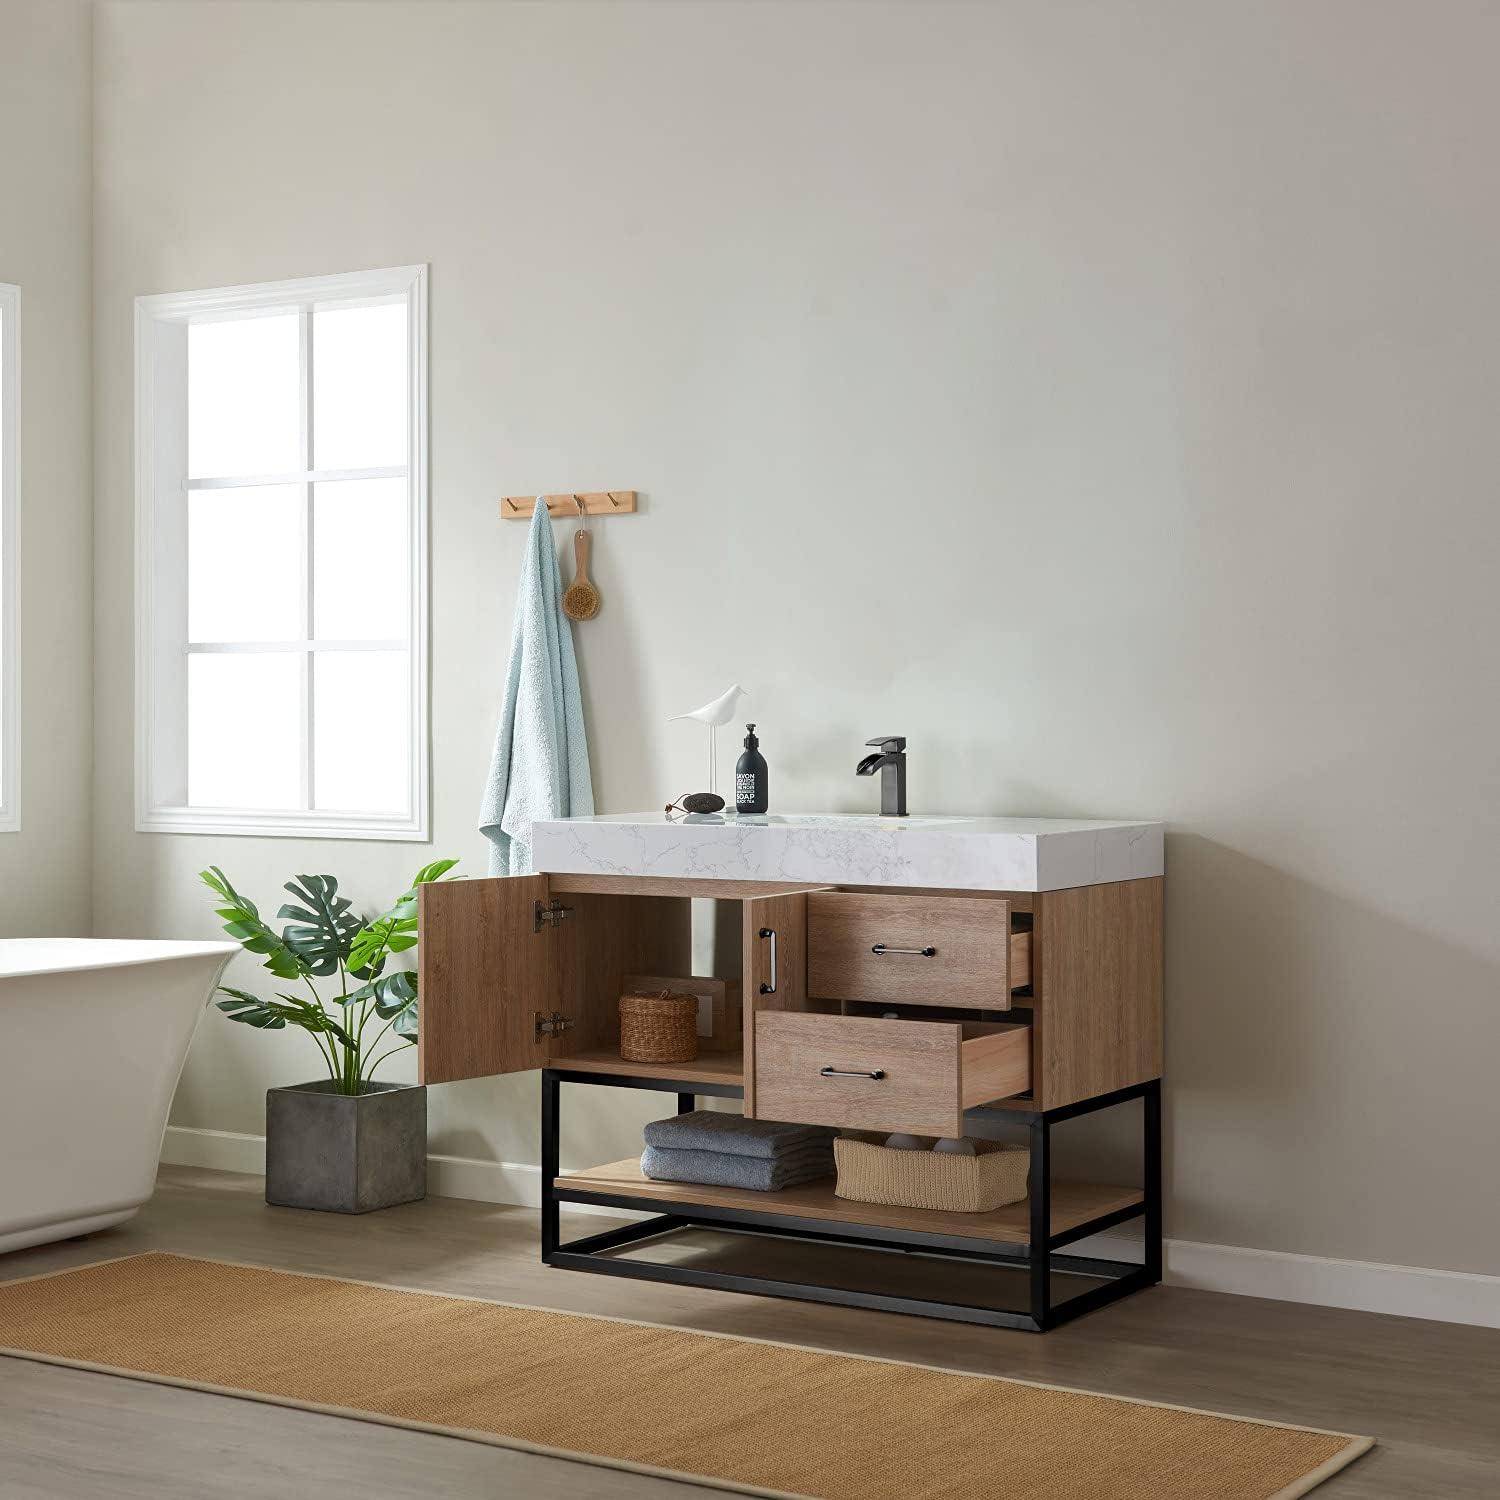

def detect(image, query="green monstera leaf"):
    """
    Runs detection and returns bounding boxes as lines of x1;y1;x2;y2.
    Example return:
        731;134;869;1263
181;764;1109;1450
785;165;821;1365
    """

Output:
214;986;355;1049
278;875;362;977
346;967;416;1014
375;970;417;1042
201;867;309;981
348;859;457;977
347;968;418;1038
214;986;290;1030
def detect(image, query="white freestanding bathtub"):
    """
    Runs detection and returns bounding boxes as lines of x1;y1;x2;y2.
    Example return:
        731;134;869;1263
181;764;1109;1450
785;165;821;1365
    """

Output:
0;938;238;1254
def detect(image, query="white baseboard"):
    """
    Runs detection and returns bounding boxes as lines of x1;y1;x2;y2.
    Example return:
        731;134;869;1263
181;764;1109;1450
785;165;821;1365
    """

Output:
160;1127;1500;1330
1162;1237;1500;1330
158;1126;615;1217
162;1126;265;1176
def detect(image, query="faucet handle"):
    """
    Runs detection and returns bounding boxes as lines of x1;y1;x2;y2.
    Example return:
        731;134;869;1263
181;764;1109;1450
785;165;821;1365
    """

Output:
865;736;906;753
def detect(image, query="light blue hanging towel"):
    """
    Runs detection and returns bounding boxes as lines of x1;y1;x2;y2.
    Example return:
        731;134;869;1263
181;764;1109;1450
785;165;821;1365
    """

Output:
479;499;594;874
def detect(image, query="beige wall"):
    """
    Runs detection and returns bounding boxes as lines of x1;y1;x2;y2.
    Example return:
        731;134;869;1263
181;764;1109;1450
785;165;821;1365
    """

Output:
0;0;93;937
89;1;1500;1276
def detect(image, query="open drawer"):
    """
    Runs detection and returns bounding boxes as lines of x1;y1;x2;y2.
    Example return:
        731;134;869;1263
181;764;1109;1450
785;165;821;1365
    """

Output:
753;1011;1030;1137
806;891;1029;1009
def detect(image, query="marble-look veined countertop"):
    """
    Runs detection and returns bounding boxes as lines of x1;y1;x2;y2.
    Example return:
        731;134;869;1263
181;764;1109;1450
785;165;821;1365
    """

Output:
531;813;1163;892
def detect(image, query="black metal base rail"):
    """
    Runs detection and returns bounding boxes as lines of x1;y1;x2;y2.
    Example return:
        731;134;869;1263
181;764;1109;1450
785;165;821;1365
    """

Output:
540;1067;1161;1333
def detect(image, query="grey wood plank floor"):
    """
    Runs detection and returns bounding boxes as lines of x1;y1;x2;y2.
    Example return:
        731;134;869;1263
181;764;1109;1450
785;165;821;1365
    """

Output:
1;1166;1496;1498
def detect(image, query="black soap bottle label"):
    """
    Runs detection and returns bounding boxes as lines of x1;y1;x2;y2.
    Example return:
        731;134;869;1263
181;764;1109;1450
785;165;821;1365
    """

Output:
735;723;769;814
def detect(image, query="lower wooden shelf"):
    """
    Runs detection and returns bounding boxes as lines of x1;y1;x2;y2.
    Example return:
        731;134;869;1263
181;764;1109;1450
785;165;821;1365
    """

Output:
555;1158;1142;1247
549;1048;745;1087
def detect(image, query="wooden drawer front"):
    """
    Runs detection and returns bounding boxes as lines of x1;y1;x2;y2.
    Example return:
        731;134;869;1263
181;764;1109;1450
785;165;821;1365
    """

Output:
808;892;1019;1010
754;1012;1030;1137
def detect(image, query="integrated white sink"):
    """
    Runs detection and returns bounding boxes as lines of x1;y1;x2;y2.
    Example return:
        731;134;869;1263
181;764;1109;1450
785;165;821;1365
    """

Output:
532;811;1163;892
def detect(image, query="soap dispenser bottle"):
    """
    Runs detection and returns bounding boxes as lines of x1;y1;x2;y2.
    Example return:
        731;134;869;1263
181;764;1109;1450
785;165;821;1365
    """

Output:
734;724;768;814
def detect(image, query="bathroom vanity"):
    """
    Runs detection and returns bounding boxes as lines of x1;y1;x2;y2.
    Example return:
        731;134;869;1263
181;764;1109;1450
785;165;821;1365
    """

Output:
418;813;1164;1332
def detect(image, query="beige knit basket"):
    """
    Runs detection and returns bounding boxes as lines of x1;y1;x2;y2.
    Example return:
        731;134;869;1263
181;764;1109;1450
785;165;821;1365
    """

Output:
834;1135;1030;1213
619;989;699;1064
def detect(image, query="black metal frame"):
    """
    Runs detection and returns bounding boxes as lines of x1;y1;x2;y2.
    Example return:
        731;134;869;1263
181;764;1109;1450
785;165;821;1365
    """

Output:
541;1069;1161;1332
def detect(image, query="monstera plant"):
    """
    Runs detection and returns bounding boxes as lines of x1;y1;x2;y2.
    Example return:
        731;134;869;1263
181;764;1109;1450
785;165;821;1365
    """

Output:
199;861;457;1095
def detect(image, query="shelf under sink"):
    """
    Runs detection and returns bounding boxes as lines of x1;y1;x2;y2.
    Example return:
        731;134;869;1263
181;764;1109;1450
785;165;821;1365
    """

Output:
555;1158;1143;1248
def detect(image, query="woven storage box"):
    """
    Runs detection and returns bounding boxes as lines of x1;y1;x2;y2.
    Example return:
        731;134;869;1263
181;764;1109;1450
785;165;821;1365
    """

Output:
834;1135;1029;1213
619;990;699;1064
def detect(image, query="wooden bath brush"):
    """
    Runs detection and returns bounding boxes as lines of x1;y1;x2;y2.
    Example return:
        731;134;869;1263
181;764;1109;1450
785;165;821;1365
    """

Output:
563;511;601;621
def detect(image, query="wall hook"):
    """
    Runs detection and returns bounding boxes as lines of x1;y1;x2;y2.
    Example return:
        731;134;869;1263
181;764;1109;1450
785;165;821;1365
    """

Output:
499;490;638;519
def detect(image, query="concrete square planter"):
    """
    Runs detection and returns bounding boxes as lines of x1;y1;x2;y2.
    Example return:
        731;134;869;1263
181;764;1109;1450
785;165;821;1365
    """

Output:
265;1080;426;1214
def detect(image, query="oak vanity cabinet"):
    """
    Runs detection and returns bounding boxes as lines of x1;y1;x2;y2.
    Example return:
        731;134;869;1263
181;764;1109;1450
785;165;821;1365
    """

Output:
415;876;1036;1116
418;866;1165;1334
418;875;1160;1122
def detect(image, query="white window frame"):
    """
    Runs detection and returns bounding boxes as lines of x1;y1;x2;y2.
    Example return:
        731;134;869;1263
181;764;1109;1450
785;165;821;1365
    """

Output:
0;282;18;833
135;265;429;841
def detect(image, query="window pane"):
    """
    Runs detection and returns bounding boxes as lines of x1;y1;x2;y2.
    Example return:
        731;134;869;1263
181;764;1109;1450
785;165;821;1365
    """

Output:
188;653;302;809
313;651;409;813
189;484;303;642
313;478;408;639
188;312;301;479
313;300;407;470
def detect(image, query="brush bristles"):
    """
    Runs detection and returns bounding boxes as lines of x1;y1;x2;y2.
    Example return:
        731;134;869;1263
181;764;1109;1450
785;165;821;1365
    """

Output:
563;584;601;620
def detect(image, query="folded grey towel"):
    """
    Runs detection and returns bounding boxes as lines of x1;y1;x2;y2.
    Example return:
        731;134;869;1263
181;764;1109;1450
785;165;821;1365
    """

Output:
643;1110;835;1160
640;1142;834;1192
646;1142;834;1179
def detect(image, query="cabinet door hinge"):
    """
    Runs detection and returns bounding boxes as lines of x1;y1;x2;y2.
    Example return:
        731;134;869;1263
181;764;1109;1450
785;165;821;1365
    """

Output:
535;1010;575;1041
534;899;573;930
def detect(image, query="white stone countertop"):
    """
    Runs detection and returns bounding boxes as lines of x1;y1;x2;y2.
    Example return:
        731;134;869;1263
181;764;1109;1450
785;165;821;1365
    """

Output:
531;813;1163;893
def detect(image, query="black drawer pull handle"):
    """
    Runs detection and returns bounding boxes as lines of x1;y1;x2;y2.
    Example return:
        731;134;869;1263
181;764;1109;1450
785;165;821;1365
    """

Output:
819;1066;886;1080
871;944;936;957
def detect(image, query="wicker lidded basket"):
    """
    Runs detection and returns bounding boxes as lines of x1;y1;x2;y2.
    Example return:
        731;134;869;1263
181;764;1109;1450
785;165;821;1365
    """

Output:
834;1135;1029;1214
619;989;699;1064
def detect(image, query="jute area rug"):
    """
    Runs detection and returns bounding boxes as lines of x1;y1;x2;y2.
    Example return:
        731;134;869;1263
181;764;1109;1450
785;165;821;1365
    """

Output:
0;1252;1371;1500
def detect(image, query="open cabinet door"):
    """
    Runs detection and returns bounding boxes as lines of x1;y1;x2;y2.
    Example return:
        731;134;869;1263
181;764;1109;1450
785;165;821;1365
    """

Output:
742;891;809;1117
418;874;554;1084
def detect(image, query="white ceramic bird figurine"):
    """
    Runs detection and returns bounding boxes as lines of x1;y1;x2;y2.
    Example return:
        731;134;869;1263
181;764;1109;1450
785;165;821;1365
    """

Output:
669;684;745;795
671;683;745;729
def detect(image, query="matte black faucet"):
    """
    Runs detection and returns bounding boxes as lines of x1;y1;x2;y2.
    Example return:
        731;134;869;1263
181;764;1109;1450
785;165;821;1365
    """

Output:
856;736;907;816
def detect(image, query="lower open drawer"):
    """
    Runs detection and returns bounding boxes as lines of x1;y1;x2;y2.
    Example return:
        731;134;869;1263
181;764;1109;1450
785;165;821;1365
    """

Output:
753;1011;1030;1137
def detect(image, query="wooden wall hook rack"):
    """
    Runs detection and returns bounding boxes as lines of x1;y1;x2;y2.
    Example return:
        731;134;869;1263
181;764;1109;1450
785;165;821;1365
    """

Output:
501;491;638;519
